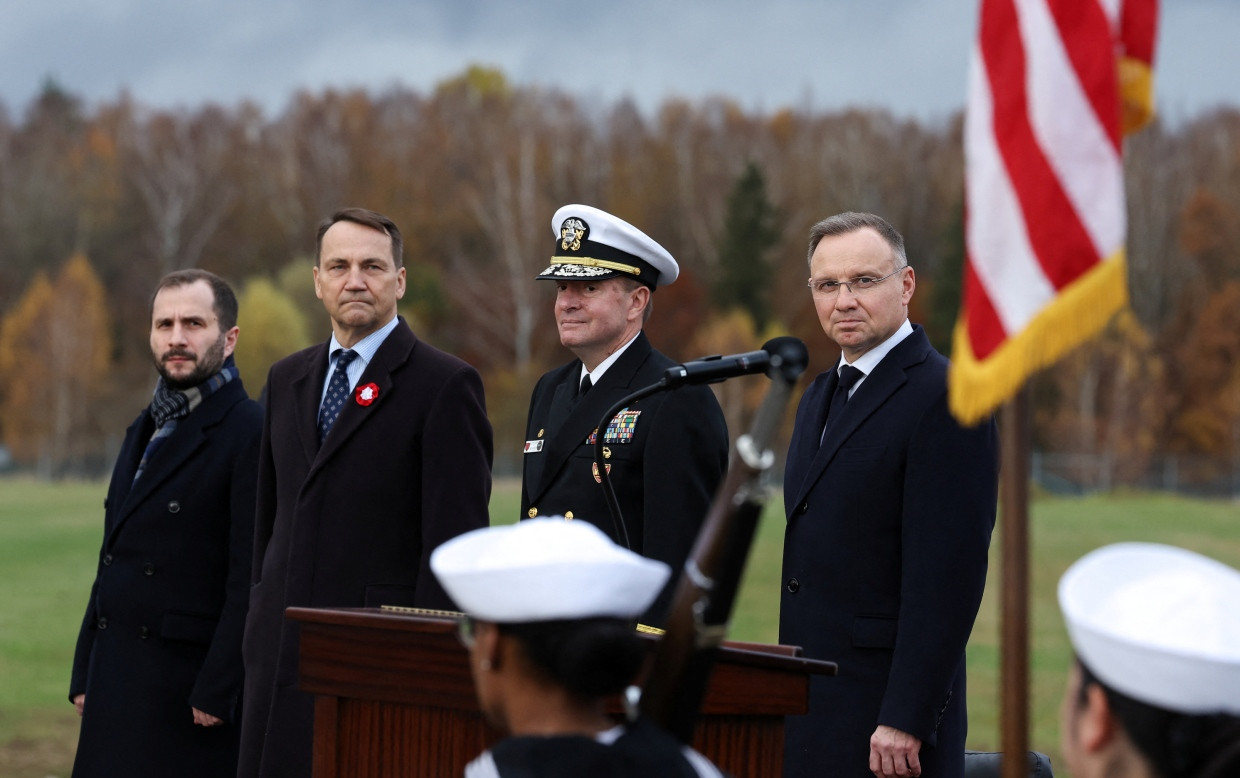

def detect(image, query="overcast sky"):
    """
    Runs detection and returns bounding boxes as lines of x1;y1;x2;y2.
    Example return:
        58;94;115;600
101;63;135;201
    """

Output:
2;0;1236;124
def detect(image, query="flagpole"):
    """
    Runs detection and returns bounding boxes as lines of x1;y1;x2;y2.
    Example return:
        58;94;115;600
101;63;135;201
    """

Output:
1000;384;1031;778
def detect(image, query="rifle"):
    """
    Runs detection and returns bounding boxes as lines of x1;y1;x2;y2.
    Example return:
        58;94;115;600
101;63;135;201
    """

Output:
638;335;808;742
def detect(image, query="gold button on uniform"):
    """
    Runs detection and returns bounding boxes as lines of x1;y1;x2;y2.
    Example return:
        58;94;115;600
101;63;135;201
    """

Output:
564;511;574;520
527;507;538;518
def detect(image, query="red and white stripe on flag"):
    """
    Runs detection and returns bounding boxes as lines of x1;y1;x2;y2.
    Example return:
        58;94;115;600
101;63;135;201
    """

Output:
949;0;1157;425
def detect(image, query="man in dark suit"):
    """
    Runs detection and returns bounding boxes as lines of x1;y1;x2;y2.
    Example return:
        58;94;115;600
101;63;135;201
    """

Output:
780;212;998;778
521;204;728;624
238;208;494;777
70;269;262;777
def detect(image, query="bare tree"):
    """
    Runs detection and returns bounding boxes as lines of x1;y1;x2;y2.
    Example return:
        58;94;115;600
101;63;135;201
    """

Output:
123;106;238;273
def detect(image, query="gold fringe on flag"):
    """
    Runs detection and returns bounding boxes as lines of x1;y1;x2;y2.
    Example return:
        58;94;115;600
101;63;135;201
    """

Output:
948;251;1129;426
1119;56;1156;135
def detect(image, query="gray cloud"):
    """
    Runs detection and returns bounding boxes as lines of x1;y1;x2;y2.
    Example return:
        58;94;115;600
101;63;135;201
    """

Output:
1;0;1234;122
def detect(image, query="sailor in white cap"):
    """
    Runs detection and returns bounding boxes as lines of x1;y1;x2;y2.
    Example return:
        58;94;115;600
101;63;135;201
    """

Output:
430;518;725;778
519;204;728;626
1058;542;1240;778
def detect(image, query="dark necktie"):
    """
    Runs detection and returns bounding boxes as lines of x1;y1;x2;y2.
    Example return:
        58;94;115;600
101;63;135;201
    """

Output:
318;350;357;442
579;374;593;397
823;364;864;440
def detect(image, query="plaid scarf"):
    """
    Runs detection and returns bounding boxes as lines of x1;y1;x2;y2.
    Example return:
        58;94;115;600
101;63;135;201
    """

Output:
133;356;238;483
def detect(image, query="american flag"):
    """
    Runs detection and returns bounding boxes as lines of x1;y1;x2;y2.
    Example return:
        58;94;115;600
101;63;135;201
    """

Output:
949;0;1158;424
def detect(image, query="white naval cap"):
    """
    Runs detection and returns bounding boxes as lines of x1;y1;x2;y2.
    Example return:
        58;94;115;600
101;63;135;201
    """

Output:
537;204;679;289
1058;542;1240;715
430;518;671;623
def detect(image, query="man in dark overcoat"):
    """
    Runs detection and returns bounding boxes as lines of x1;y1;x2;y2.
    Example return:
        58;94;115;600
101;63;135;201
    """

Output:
238;208;493;777
521;204;728;625
780;213;998;778
70;269;262;777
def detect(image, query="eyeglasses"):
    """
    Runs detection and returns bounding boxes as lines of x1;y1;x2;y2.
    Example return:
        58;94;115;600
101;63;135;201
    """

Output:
456;615;477;648
807;266;906;297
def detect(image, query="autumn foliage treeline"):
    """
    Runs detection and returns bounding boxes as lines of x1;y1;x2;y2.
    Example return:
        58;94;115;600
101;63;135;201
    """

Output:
1;68;1239;483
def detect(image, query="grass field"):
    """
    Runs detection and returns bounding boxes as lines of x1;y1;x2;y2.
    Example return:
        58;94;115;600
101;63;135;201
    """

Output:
1;476;1238;777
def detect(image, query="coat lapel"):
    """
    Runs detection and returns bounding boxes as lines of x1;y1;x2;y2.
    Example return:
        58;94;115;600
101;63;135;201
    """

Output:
544;373;580;442
310;322;415;474
790;328;932;509
804;370;838;462
292;345;328;466
524;373;577;493
109;381;242;544
531;333;654;501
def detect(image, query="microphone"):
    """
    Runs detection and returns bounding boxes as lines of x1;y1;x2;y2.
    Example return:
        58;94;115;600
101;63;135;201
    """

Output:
762;335;810;383
661;336;808;387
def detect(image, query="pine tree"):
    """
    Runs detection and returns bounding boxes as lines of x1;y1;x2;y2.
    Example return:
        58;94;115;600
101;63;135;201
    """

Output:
928;204;965;356
715;162;780;330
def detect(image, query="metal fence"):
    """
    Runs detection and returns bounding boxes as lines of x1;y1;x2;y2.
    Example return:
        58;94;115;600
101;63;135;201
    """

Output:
1032;451;1240;499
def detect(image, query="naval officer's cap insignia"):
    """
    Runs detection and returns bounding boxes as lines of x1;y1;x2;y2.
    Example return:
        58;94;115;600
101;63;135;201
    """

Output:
560;217;587;251
536;204;679;290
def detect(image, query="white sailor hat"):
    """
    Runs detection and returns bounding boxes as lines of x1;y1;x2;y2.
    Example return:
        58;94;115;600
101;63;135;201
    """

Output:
1058;542;1240;715
536;204;679;289
430;518;671;623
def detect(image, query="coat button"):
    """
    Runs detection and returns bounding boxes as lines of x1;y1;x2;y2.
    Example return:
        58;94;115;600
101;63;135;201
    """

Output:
564;511;574;520
102;554;113;566
798;501;809;514
97;617;108;630
527;507;538;518
168;500;181;514
143;562;155;576
139;626;150;639
786;578;800;593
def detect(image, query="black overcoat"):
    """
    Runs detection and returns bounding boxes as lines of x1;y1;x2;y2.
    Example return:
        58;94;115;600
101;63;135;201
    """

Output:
780;326;998;778
69;377;262;777
520;332;729;623
238;319;493;777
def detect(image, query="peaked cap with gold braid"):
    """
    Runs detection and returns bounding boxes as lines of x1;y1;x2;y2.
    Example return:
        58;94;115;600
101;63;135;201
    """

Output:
536;204;679;290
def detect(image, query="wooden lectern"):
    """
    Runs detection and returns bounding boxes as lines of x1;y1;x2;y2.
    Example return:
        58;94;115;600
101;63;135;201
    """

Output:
289;607;835;778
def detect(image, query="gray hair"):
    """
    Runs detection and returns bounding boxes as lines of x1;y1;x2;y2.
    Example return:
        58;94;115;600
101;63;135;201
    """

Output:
806;212;908;271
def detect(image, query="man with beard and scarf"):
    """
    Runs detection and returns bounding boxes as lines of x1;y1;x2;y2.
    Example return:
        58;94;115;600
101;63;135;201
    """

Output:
69;269;262;777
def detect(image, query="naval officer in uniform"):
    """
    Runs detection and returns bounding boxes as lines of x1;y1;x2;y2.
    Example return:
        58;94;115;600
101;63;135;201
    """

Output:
520;204;728;625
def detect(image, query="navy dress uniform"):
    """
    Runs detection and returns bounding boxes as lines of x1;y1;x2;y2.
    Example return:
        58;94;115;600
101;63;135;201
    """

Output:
521;204;729;625
430;518;727;778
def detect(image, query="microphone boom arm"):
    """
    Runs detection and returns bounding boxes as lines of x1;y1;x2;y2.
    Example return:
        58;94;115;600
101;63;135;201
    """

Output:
593;382;667;551
637;336;808;741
